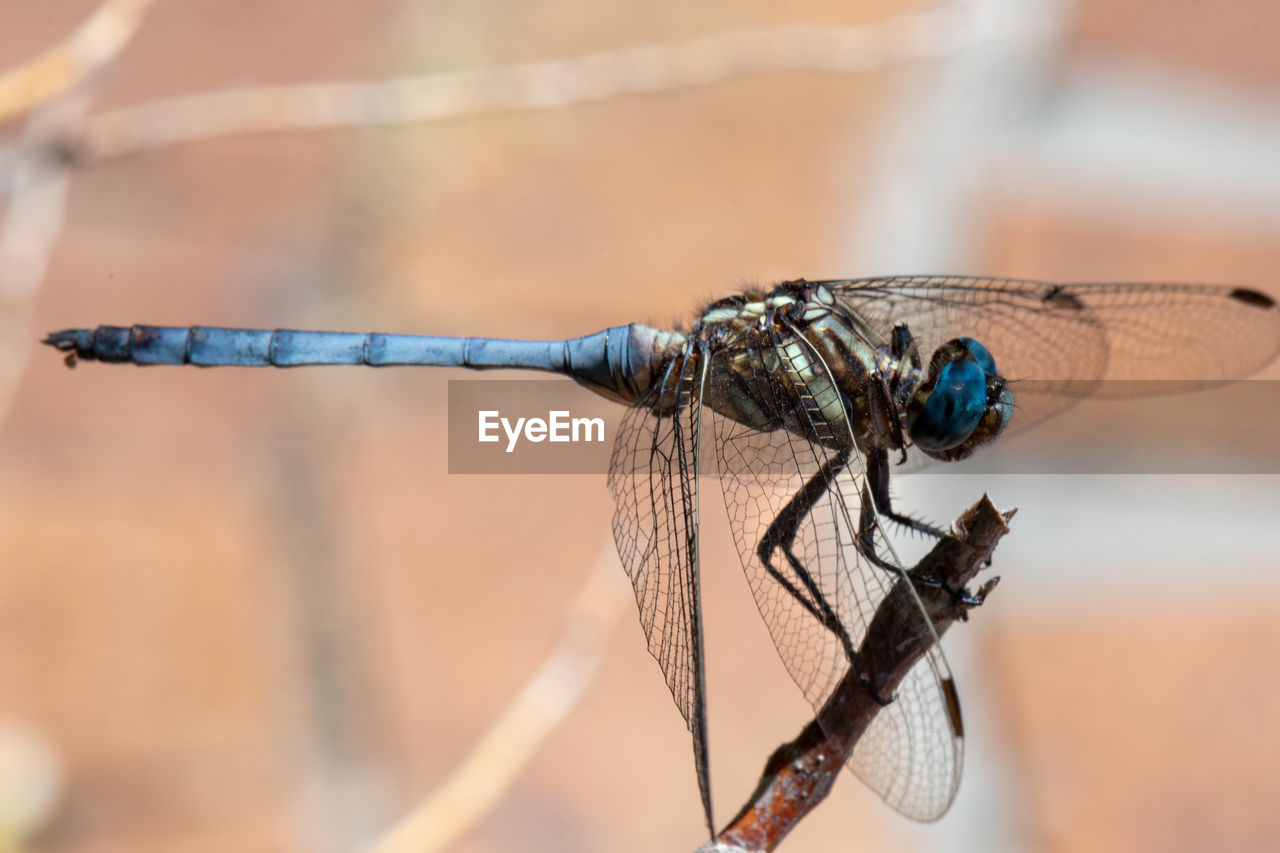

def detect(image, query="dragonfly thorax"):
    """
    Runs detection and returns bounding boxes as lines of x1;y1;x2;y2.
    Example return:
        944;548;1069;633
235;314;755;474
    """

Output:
680;280;1015;463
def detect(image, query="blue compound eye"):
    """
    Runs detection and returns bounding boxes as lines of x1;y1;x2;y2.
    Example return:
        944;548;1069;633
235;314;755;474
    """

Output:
910;359;987;451
957;337;997;375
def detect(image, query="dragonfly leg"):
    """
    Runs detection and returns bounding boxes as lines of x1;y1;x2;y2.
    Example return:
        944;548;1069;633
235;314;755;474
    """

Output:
866;449;945;539
754;448;896;704
755;448;858;665
857;456;979;613
953;576;1002;621
884;322;923;465
867;374;910;465
890;321;922;372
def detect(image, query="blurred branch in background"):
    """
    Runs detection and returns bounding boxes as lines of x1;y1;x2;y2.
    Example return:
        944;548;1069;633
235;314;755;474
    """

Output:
0;0;155;123
368;541;629;853
0;721;62;853
75;9;1006;164
0;6;156;848
0;0;156;432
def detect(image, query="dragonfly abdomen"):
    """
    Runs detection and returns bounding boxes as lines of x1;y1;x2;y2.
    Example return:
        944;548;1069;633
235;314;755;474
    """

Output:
44;323;687;406
45;324;564;368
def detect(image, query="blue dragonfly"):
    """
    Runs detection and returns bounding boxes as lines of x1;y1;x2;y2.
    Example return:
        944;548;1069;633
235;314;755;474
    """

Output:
44;276;1280;838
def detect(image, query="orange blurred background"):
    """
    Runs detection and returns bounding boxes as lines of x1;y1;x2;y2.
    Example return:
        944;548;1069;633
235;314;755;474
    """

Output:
2;2;1279;851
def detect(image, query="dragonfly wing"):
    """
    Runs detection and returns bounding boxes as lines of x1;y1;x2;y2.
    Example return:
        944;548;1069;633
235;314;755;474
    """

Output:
607;347;715;835
853;497;964;820
826;276;1280;440
709;331;963;820
827;276;1279;384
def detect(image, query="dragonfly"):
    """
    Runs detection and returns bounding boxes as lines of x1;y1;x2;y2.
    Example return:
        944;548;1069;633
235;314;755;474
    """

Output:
44;276;1280;838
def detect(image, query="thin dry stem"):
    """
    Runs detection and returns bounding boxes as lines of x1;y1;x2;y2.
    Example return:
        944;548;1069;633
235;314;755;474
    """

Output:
0;0;156;434
77;9;1005;164
0;0;155;123
367;540;630;853
707;495;1011;852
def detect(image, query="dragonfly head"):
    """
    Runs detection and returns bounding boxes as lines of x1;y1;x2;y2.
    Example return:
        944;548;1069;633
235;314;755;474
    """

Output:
905;337;1013;462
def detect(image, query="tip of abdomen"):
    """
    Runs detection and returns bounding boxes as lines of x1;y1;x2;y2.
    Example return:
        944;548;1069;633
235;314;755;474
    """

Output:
43;329;87;348
43;329;95;367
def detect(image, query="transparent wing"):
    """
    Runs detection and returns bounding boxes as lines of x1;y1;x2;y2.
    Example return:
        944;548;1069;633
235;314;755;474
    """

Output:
826;276;1280;437
607;348;715;834
709;326;962;821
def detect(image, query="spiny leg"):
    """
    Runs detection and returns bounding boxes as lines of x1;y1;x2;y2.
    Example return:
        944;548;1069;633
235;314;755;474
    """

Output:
866;448;945;539
755;447;877;692
856;452;983;607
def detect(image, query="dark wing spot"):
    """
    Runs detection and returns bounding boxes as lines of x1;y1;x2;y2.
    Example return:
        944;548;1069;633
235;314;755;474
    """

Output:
942;676;964;738
1042;285;1085;311
1229;287;1276;309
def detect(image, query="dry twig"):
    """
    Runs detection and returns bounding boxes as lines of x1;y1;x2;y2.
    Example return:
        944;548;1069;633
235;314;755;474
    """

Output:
704;495;1011;852
368;540;630;853
0;1;157;434
0;0;155;123
76;9;1001;164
